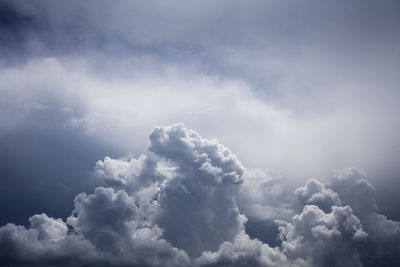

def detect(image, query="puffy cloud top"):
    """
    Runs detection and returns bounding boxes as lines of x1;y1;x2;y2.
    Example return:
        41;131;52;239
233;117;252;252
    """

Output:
279;205;367;267
95;154;164;193
149;123;246;256
149;123;244;184
295;178;341;212
0;125;399;266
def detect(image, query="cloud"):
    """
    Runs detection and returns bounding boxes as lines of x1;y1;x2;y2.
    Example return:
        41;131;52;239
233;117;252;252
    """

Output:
1;124;400;266
1;0;400;185
295;178;341;212
197;232;307;267
278;205;367;267
329;168;400;266
1;1;400;266
0;214;100;266
67;187;190;266
149;123;246;256
290;170;400;266
0;187;190;267
95;154;164;194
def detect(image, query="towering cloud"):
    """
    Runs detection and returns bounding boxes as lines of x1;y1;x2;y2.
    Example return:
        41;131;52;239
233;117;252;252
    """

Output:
1;1;399;266
149;124;245;256
0;124;399;266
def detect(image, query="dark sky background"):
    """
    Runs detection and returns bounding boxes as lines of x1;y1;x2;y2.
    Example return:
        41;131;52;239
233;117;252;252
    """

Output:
0;1;399;266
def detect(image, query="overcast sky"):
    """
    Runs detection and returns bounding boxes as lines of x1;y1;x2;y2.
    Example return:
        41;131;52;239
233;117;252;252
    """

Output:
0;1;399;266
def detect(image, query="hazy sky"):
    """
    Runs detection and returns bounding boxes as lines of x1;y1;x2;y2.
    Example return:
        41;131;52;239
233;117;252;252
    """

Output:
0;1;399;266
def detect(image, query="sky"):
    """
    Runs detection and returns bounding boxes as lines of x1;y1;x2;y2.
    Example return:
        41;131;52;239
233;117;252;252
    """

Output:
0;1;399;266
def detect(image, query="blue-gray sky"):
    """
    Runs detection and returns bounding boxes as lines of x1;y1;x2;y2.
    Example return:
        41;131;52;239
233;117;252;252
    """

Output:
0;1;399;266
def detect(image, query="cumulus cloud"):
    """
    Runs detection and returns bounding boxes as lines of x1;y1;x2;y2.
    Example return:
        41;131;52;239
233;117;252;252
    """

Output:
295;178;341;212
149;124;246;256
329;168;400;266
290;169;400;266
0;124;399;267
1;1;400;266
197;232;307;267
278;205;367;267
95;154;164;194
330;168;377;215
67;187;189;266
0;187;189;267
0;214;100;266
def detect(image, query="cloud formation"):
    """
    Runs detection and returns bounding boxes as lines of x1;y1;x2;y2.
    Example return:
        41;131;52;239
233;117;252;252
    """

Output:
1;1;399;266
329;168;400;266
0;124;399;266
279;205;367;267
149;124;245;256
295;178;341;212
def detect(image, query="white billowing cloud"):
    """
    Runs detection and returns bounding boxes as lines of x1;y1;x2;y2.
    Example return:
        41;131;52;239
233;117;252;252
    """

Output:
149;123;246;256
278;205;367;267
95;154;164;194
197;232;307;267
295;179;341;212
0;124;399;266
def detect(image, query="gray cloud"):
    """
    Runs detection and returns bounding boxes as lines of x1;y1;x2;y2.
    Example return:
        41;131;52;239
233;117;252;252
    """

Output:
149;124;245;256
329;168;400;266
67;187;190;266
197;232;307;267
289;169;400;266
95;154;164;194
0;214;100;266
0;124;400;266
295;179;341;212
279;205;367;267
0;1;400;265
0;187;190;267
1;0;400;210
